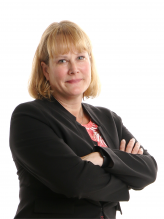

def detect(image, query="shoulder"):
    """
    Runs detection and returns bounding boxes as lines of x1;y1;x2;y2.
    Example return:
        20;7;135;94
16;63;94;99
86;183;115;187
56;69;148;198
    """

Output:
11;99;48;118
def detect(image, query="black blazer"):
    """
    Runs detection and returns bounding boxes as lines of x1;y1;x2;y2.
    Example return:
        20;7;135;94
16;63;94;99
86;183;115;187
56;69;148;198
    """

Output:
9;97;157;219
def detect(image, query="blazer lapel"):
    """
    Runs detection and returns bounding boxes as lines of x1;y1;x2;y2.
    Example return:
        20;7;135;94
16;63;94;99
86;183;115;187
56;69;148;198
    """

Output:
82;103;120;150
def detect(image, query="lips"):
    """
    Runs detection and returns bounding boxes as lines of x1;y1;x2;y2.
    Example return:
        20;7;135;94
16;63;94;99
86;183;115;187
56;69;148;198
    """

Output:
66;79;82;83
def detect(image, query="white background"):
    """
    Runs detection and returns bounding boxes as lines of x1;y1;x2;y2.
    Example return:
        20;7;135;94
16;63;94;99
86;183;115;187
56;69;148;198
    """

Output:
0;0;163;218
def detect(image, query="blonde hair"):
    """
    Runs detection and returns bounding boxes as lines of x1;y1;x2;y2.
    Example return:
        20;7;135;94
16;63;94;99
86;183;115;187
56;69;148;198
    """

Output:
28;20;101;101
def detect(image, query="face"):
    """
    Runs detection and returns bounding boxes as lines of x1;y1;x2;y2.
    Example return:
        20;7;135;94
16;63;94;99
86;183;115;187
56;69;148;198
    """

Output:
41;50;91;101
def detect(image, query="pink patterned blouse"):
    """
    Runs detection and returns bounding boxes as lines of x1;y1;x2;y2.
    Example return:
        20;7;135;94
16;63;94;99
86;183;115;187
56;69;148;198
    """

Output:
81;118;108;148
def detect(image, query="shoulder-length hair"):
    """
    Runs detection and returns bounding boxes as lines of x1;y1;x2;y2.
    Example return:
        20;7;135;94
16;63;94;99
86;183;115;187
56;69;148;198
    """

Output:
28;20;101;101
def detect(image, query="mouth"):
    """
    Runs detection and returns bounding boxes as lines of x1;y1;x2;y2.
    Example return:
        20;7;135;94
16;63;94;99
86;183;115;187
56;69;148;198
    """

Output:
66;79;82;84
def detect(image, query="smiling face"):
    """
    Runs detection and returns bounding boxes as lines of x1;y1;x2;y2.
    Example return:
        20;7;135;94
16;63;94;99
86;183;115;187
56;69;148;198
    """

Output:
41;49;91;101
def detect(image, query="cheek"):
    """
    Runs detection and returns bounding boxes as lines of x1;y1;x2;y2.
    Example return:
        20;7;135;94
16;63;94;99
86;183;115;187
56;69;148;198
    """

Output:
81;63;91;76
51;67;67;81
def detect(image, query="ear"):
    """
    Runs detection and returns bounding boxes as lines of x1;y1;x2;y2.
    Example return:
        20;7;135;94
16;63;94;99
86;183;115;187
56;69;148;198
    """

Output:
41;62;50;81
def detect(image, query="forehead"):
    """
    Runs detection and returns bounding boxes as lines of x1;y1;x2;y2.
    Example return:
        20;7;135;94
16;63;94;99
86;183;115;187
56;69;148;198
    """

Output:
48;34;90;58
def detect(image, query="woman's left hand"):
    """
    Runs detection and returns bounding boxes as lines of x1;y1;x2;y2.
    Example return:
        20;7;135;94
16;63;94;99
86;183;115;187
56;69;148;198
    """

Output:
80;152;103;167
120;138;143;154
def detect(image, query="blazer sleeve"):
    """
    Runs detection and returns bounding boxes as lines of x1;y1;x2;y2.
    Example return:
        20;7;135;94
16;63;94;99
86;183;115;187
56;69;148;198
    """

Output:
98;111;158;190
9;103;129;202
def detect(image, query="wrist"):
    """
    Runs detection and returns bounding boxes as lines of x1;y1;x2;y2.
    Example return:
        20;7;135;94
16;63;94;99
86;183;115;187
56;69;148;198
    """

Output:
99;149;109;167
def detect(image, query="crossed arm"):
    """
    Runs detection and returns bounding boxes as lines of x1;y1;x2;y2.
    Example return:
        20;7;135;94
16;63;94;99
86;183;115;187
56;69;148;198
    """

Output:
81;138;143;167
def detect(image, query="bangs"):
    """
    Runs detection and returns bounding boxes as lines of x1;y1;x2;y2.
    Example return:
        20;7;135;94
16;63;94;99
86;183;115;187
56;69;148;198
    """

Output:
47;25;91;58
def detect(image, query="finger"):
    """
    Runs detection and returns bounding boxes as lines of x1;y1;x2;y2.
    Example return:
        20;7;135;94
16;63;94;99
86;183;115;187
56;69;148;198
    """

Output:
126;138;135;153
138;148;144;155
132;142;140;154
120;139;126;151
80;155;87;160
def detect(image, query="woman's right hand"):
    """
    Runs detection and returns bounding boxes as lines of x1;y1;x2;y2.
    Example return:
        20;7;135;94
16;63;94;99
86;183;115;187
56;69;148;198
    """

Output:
80;152;104;167
120;138;143;154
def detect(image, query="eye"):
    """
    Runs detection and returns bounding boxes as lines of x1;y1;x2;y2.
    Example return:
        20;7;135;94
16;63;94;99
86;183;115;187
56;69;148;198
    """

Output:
58;59;66;63
78;56;85;60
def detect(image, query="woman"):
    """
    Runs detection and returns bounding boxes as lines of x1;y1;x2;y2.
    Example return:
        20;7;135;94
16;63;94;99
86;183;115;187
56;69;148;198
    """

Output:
9;20;157;219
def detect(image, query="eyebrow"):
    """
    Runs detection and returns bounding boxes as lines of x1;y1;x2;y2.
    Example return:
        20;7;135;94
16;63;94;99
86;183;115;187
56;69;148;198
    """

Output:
55;55;68;59
54;52;86;59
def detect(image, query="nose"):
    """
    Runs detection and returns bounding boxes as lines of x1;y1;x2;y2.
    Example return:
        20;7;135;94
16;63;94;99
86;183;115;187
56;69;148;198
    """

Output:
68;61;79;74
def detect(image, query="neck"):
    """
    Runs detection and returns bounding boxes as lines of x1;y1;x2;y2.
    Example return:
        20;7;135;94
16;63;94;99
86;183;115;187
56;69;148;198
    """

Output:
53;95;84;123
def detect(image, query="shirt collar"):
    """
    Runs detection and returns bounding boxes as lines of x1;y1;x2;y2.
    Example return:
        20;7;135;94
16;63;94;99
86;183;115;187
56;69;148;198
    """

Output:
48;95;101;126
